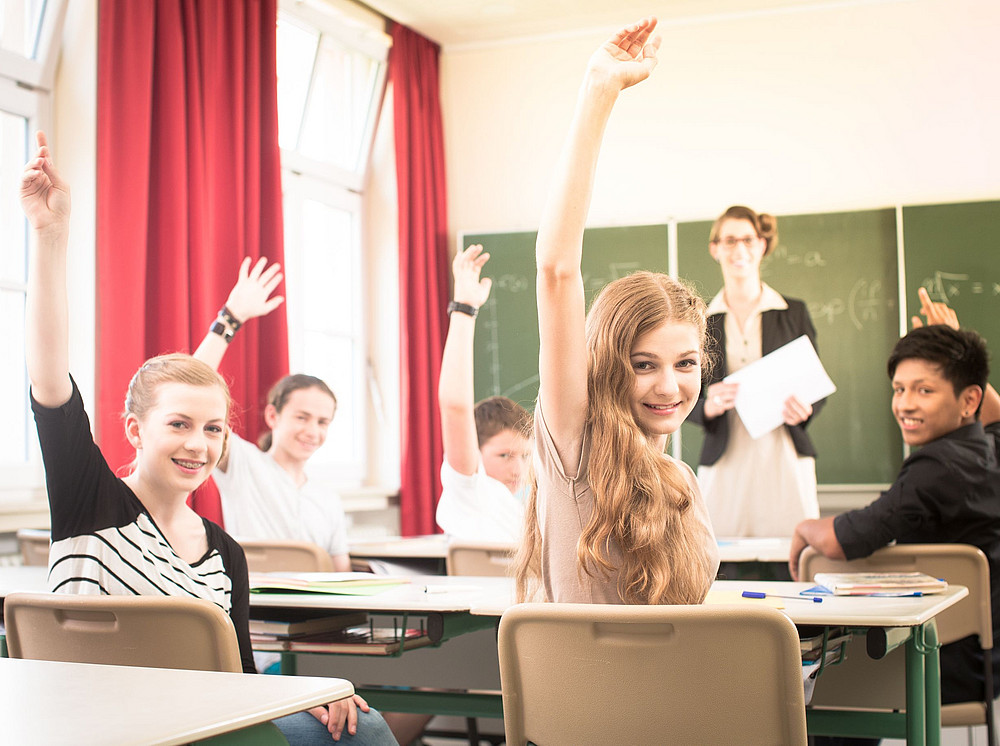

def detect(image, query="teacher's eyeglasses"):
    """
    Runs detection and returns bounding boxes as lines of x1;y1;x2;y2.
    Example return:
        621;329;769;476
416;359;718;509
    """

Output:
713;236;759;250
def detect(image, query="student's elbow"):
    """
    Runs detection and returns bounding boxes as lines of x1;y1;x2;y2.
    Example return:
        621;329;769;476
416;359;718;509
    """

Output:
536;258;580;287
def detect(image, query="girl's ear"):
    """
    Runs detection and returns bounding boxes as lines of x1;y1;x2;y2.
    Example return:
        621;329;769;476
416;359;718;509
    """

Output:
124;413;142;449
264;403;279;429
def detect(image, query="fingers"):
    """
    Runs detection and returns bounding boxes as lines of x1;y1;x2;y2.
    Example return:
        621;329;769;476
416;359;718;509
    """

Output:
353;693;370;713
914;286;959;330
783;395;812;426
911;315;924;329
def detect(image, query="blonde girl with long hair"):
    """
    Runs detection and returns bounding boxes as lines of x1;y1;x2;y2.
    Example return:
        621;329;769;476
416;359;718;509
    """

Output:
515;18;719;605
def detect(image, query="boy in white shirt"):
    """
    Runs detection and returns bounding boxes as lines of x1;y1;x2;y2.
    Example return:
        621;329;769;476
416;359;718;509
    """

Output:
436;245;532;542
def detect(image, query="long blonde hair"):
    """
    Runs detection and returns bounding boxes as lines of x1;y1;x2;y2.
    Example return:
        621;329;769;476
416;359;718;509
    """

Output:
515;272;716;605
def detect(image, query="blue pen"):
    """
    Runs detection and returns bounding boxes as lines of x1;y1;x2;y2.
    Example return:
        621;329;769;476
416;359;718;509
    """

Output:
742;590;823;603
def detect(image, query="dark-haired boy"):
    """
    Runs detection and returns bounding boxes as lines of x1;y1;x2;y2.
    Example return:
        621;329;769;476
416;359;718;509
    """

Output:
436;245;532;542
790;288;1000;708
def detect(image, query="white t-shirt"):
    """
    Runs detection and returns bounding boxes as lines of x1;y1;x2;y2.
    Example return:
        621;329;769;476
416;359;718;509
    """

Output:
435;458;524;542
212;433;348;557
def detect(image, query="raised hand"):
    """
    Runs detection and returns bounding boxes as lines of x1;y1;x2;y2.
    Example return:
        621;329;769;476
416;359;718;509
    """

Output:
587;16;661;92
451;244;492;309
911;286;959;330
223;257;284;323
20;131;71;232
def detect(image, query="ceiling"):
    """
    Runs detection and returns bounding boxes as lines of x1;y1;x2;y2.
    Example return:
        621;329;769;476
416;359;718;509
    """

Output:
358;0;858;48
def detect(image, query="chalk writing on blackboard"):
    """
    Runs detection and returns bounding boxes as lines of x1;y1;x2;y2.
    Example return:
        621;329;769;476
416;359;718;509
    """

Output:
769;243;829;269
806;278;895;331
922;271;1000;300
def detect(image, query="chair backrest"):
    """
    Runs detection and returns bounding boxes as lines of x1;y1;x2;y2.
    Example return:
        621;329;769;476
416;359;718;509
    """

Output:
799;543;991;648
239;539;335;573
3;593;243;673
16;528;51;567
499;602;808;746
446;542;516;577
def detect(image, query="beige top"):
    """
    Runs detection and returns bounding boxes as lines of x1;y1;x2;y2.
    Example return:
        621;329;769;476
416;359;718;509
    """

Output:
698;284;819;537
534;401;719;603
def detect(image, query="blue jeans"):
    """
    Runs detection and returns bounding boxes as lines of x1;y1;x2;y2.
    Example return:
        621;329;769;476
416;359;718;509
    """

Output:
272;709;397;745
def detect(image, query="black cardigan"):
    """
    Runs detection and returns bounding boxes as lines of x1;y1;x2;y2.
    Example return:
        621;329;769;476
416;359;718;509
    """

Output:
688;296;825;466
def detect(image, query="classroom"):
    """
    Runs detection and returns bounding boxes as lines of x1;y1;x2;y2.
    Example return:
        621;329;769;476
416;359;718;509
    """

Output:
0;0;997;744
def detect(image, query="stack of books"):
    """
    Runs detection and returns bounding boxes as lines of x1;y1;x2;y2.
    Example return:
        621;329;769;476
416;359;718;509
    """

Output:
250;611;368;651
812;571;948;597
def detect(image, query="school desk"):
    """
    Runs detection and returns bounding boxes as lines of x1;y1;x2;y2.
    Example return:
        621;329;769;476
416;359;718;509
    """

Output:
348;534;792;577
349;534;450;575
248;574;966;745
0;656;353;745
0;566;966;743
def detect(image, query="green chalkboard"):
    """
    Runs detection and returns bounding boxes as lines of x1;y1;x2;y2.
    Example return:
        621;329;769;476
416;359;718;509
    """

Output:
462;225;669;410
676;209;904;485
902;201;1000;391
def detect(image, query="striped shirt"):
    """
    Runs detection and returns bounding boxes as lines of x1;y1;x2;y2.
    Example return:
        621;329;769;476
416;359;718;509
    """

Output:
32;379;255;674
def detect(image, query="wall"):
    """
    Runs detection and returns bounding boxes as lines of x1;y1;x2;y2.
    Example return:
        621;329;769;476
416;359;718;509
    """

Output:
440;0;999;235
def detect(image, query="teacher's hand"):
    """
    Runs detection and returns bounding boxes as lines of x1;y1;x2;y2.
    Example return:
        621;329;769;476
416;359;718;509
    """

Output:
782;394;813;426
704;382;739;420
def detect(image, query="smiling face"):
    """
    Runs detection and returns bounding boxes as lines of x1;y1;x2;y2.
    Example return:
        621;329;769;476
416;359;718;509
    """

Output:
710;217;766;281
126;382;229;496
628;321;703;447
480;428;532;494
891;357;980;446
265;386;337;467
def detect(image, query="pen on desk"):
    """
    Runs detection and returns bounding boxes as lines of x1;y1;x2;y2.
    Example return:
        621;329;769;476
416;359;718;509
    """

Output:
742;590;823;603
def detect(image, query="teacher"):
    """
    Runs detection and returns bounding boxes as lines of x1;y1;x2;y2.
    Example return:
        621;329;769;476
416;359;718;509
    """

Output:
688;205;825;538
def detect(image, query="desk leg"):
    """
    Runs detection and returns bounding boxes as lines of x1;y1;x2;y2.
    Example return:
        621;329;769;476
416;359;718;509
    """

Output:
921;620;941;746
906;628;926;746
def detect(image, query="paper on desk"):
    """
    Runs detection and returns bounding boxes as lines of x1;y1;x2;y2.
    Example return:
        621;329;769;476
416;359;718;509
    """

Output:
726;335;836;440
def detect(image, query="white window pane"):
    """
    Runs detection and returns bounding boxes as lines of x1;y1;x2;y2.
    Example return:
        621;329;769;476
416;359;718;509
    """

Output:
0;289;28;465
298;35;381;173
0;109;27;283
0;0;45;58
276;13;319;153
303;331;361;469
300;198;355;334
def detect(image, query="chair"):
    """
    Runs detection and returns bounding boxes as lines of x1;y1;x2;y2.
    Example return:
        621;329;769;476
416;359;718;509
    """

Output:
800;543;996;746
446;541;516;577
239;539;335;573
16;528;51;567
499;602;808;746
3;592;243;673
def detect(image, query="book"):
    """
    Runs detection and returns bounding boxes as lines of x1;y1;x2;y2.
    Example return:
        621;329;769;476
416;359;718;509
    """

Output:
286;626;434;655
812;571;948;596
249;572;410;596
249;610;368;638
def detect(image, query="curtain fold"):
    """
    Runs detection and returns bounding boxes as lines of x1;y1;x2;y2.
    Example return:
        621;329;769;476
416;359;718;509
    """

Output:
96;0;288;524
390;23;450;536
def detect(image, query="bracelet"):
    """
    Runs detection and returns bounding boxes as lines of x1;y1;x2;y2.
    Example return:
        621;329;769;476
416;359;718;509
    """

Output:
447;301;478;318
210;320;235;344
218;305;243;332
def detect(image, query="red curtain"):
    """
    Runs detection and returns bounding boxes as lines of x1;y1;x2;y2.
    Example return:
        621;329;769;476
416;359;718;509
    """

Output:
96;0;288;524
390;24;449;536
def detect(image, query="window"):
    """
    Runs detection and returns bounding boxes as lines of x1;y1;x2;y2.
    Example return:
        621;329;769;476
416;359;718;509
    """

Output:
0;0;65;503
276;0;389;488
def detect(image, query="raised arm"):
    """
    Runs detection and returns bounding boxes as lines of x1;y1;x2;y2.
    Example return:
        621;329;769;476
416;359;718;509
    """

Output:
912;286;1000;425
535;17;660;468
192;256;284;370
22;132;73;407
439;245;493;476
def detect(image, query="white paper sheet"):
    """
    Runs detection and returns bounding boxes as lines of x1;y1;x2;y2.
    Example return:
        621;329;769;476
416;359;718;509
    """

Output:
725;335;836;440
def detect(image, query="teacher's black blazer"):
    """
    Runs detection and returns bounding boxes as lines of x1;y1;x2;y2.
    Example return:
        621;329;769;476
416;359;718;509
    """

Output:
687;296;825;466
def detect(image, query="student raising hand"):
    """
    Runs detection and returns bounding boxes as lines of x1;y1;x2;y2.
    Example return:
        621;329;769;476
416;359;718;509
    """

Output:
452;244;492;309
912;286;959;330
20;131;70;232
587;16;661;92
